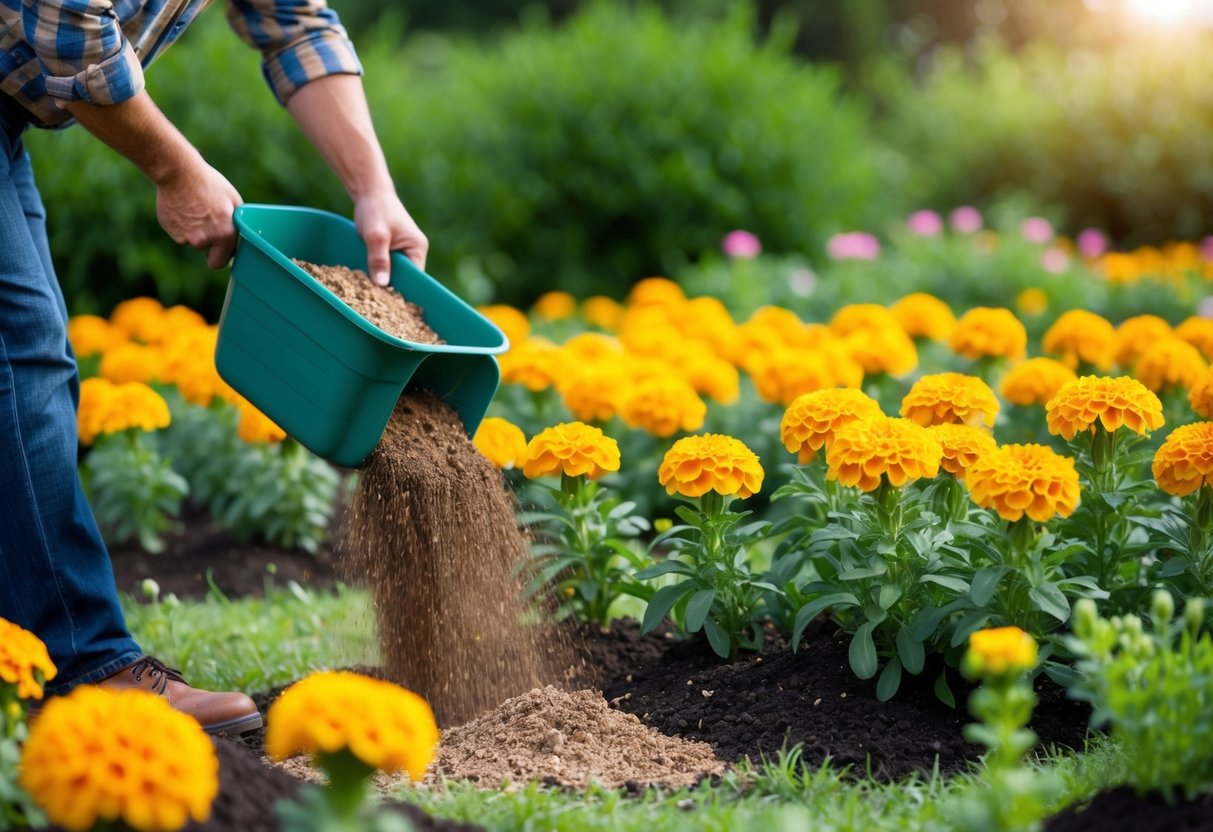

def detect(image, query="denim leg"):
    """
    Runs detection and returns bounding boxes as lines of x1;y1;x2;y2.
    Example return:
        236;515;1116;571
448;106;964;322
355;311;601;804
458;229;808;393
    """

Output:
0;109;142;691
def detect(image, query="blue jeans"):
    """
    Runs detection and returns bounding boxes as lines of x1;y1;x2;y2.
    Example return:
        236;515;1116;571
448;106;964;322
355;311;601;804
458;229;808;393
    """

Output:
0;94;141;692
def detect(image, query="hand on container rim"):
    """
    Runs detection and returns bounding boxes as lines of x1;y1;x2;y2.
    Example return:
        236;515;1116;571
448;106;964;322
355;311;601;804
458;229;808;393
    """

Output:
156;160;243;270
354;191;429;287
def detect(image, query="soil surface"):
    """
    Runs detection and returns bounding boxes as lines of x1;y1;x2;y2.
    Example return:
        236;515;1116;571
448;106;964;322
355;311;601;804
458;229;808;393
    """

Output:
294;259;444;345
1044;786;1213;831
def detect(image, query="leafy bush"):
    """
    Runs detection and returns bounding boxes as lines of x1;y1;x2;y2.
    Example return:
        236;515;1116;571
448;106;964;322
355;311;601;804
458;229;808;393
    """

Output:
82;431;189;554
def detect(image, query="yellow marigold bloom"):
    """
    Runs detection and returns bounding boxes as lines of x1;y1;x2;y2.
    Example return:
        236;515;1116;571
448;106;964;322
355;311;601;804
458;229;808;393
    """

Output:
1000;358;1079;407
1135;337;1207;393
966;444;1080;522
236;401;287;444
20;687;218;832
77;377;116;446
626;276;685;308
950;307;1027;362
157;305;208;340
1188;367;1213;420
99;342;163;384
826;417;942;492
77;379;167;443
829;303;902;338
266;671;439;781
559;363;630;423
929;424;997;479
1042;310;1116;371
676;297;739;359
1045;376;1164;440
681;351;740;405
1153;422;1213;496
658;433;764;499
780;388;883;464
619;376;706;438
1099;251;1141;285
532;290;577;322
890;293;956;341
1175;316;1213;362
159;326;237;407
499;337;567;392
732;306;814;360
523;421;621;479
477;304;531;349
581;295;625;331
900;372;1000;428
965;627;1038;677
1114;315;1172;368
473;417;528;469
110;296;166;343
842;326;918;377
0;617;57;700
561;332;623;362
68;314;127;357
1015;287;1049;316
748;348;858;406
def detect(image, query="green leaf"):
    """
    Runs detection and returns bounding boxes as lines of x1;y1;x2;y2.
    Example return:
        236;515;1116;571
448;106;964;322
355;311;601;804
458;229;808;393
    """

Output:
640;582;692;634
791;592;860;650
838;564;888;581
607;500;638;519
934;671;956;708
1158;557;1191;578
634;560;694;580
920;574;970;593
878;583;903;609
684;588;717;633
950;609;992;647
896;626;925;674
703;615;731;658
876;656;902;701
968;566;1007;607
848;622;878;680
1029;582;1071;623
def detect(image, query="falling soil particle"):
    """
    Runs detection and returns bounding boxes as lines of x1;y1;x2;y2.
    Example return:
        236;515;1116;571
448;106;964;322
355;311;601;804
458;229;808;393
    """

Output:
294;259;444;345
431;686;724;790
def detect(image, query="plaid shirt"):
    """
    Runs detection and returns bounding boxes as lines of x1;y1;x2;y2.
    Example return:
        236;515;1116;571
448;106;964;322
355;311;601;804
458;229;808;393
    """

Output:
0;0;362;127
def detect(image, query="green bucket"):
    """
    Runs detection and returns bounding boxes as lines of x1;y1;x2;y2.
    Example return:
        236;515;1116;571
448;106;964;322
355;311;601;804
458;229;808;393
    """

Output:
215;204;507;468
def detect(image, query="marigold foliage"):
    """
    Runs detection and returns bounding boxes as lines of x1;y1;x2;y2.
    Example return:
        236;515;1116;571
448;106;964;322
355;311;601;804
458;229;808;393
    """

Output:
826;417;942;492
1045;376;1164;440
889;292;956;341
1042;310;1116;371
965;626;1038;677
1188;367;1213;420
929;423;998;479
532;290;577;321
473;416;528;469
1114;314;1172;368
99;342;164;385
522;421;621;479
19;687;218;831
265;671;439;781
966;444;1080;522
77;378;171;446
1135;337;1207;393
110;296;166;343
1000;358;1079;407
780;388;884;464
618;376;707;437
1152;422;1213;497
950;307;1027;361
67;314;127;357
658;433;764;499
1175;316;1213;362
499;337;567;392
0;617;57;700
900;372;1000;428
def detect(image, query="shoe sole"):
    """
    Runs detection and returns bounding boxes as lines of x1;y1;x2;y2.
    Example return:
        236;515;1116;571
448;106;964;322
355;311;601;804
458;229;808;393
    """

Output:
204;712;264;736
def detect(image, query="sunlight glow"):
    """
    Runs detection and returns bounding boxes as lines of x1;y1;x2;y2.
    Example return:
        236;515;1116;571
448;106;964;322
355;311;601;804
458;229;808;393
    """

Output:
1124;0;1204;26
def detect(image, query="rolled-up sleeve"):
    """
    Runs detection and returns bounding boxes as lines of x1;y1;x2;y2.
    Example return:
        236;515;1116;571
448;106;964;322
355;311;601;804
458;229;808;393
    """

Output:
225;0;362;105
21;0;145;106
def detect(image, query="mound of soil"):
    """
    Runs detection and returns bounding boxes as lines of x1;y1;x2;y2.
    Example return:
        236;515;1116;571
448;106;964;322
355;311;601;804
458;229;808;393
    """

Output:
1044;787;1213;832
295;260;444;345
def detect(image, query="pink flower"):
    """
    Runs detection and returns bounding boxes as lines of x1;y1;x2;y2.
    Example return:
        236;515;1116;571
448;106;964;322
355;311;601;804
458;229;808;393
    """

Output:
949;206;983;234
826;232;881;261
1020;217;1055;245
1076;228;1108;259
907;210;943;237
722;230;762;259
1041;248;1070;274
1202;236;1213;262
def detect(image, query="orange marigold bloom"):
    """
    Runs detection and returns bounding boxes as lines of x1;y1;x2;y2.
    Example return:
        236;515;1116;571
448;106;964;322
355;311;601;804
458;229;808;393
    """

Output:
950;307;1027;361
780;388;883;464
1015;288;1049;316
1189;367;1213;420
1045;376;1164;440
890;293;956;341
77;378;171;445
900;372;1000;428
748;348;845;406
1000;358;1079;407
0;617;57;700
618;376;706;438
110;296;166;343
842;326;918;377
98;342;163;385
157;305;208;339
626;276;685;309
477;304;531;349
581;295;625;331
559;364;630;423
68;314;127;357
473;417;528;470
929;424;997;479
1042;310;1116;371
829;303;902;338
1114;315;1173;368
965;627;1038;677
1135;337;1207;393
523;422;621;479
499;337;567;392
1175;316;1213;362
658;433;764;499
532;290;577;322
561;332;624;362
732;306;814;360
826;417;942;492
236;401;287;444
158;326;238;407
1153;422;1213;497
681;351;740;405
966;444;1080;522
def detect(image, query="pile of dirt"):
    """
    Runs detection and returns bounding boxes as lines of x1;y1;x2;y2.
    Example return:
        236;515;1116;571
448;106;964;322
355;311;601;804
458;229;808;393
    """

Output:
431;686;724;790
1044;787;1213;832
295;260;444;345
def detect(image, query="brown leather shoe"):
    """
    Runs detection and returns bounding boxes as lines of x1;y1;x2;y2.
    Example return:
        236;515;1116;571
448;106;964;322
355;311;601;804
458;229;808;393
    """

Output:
98;657;263;736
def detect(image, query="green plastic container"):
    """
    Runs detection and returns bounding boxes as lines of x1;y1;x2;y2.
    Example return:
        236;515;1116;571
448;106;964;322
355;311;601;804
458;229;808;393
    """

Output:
215;204;507;468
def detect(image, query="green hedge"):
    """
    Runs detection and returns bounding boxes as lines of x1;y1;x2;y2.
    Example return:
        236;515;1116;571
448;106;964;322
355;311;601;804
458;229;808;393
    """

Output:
28;2;884;315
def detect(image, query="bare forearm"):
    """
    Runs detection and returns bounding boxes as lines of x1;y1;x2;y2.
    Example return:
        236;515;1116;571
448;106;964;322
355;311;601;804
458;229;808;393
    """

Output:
65;93;201;186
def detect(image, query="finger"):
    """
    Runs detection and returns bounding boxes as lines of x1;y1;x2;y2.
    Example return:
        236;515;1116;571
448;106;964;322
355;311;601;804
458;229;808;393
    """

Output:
207;233;238;270
404;233;429;271
364;227;391;287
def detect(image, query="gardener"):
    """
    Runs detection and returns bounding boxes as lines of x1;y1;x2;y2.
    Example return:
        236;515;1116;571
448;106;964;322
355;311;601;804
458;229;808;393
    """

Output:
0;0;427;734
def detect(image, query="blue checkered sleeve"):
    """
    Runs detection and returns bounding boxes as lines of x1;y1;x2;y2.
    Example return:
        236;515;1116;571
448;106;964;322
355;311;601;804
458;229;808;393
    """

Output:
21;0;145;106
225;0;362;105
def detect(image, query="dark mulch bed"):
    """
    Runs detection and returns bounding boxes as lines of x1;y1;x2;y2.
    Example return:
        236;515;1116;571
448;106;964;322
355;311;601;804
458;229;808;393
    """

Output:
1044;787;1213;832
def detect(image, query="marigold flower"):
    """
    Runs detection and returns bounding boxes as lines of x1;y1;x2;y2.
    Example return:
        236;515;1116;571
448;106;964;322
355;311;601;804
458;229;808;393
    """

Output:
1175;316;1213;362
499;337;567;392
748;347;860;406
532;290;577;322
658;433;764;499
1000;358;1078;407
473;417;528;469
1045;376;1164;440
110;296;167;343
626;276;685;309
890;293;956;341
950;307;1027;362
619;376;706;438
477;304;531;349
681;351;740;405
1114;315;1173;368
266;671;439;781
780;388;883;464
826;417;942;492
900;372;1000;428
966;444;1080;522
236;401;287;444
68;314;127;357
965;627;1038;677
523;421;621;479
77;379;171;445
1135;337;1207;393
159;326;237;407
1153;422;1213;497
581;295;625;331
842;326;918;377
20;687;218;831
157;305;208;339
1015;287;1049;316
78;377;116;446
1189;367;1213;420
0;617;57;700
829;303;901;339
734;306;814;357
929;424;997;479
99;342;163;385
1042;310;1116;371
561;332;623;362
